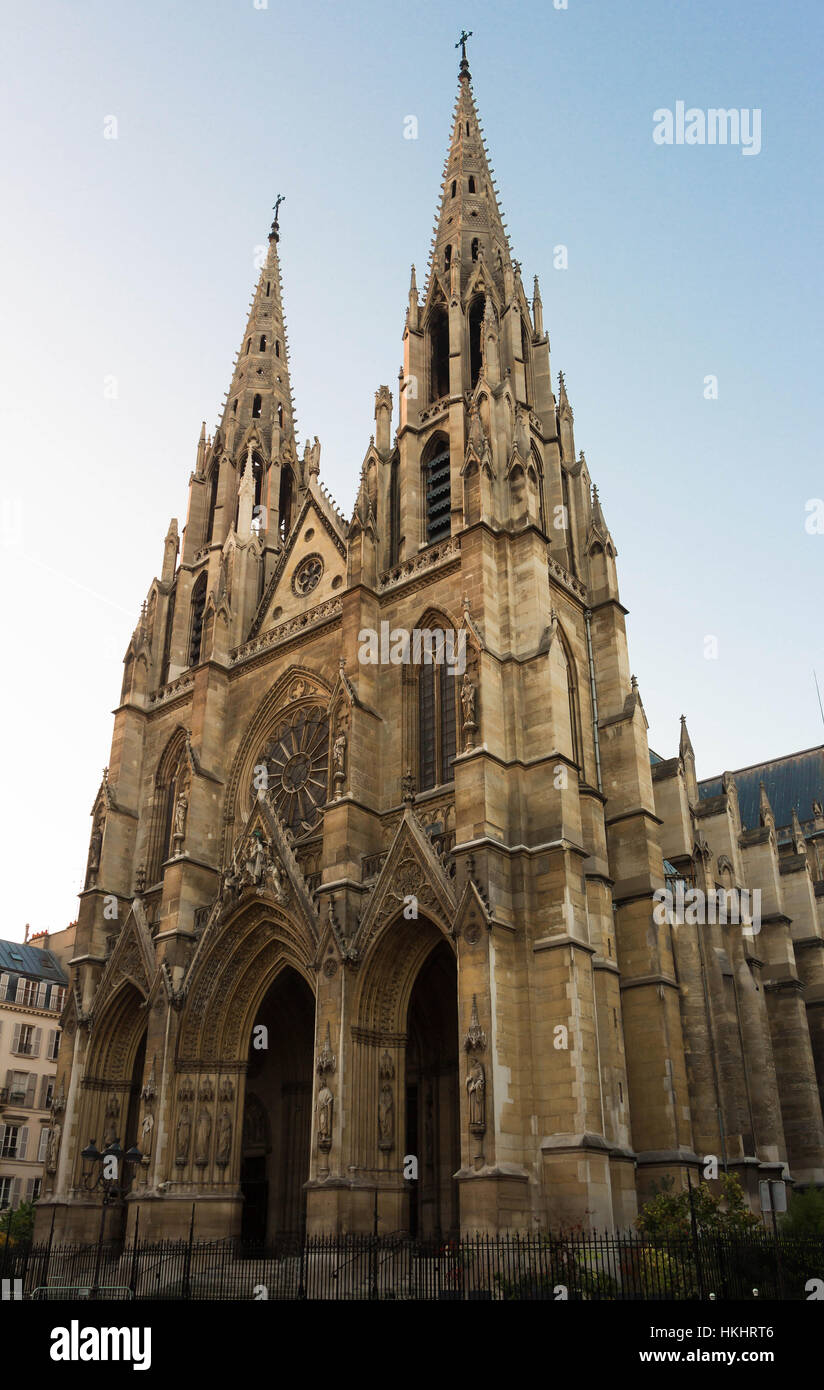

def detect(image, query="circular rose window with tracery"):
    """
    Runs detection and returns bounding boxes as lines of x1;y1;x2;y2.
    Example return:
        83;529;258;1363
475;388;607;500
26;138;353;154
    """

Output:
292;553;324;596
253;705;329;835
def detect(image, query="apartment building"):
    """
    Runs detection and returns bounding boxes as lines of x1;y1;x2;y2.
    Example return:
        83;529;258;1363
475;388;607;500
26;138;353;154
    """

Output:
0;937;68;1211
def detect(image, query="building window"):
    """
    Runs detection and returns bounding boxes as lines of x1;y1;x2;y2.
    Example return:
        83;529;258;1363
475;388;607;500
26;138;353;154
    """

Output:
275;340;280;357
27;1177;42;1204
444;244;452;274
16;978;38;1008
423;437;451;544
471;237;479;262
0;1177;14;1209
245;338;251;355
252;393;262;419
451;180;456;198
48;1027;61;1059
468;176;476;193
188;573;207;667
418;642;458;792
259;335;267;351
11;1024;40;1058
0;1124;28;1159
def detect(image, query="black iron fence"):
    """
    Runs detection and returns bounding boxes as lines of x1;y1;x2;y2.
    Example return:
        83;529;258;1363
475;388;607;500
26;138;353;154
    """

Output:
2;1230;822;1300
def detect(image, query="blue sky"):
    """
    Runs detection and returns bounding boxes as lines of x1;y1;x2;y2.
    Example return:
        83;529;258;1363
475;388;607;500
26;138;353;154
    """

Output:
1;0;822;937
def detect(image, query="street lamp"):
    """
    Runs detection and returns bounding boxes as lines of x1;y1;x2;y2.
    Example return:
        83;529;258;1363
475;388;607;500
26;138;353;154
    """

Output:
81;1136;143;1298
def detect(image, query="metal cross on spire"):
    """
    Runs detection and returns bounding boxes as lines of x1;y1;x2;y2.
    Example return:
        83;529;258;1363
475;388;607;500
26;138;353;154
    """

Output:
270;193;285;241
456;29;473;69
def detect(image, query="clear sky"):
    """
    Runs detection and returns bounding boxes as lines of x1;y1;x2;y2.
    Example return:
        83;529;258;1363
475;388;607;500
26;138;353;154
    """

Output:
1;0;822;940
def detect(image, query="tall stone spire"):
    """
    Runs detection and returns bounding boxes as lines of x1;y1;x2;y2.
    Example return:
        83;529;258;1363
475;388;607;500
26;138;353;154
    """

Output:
424;42;513;305
218;197;297;464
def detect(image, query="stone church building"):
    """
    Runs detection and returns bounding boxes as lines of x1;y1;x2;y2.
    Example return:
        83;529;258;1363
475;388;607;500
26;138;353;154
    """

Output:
37;51;824;1242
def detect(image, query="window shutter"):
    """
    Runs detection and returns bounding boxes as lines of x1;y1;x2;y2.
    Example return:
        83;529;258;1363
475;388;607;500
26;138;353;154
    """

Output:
38;1075;50;1108
31;1028;42;1058
18;1127;29;1160
11;1178;21;1208
4;1069;12;1092
36;981;47;1009
0;972;8;1001
25;1074;36;1108
38;1129;49;1163
11;1023;21;1054
15;978;25;1004
0;1124;6;1153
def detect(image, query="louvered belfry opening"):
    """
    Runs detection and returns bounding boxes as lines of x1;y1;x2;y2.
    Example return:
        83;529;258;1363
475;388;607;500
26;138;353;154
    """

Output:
425;444;451;544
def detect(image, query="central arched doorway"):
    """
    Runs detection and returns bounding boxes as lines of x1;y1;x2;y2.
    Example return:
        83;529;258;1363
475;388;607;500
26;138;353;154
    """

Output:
240;966;314;1241
406;939;460;1237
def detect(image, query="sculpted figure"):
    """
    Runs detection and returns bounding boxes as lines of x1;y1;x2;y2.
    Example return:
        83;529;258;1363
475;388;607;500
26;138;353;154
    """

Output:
195;1107;212;1165
378;1083;394;1142
176;1104;192;1165
461;675;475;726
466;1056;486;1129
216;1109;232;1166
316;1079;333;1143
46;1123;61;1174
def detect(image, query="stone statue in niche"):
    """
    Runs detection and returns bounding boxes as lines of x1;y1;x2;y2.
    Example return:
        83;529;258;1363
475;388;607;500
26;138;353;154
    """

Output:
175;1104;192;1166
46;1122;61;1174
103;1093;120;1147
216;1109;232;1167
316;1077;333;1150
174;790;188;841
378;1082;394;1148
195;1108;212;1166
466;1056;486;1132
140;1111;154;1162
86;821;103;886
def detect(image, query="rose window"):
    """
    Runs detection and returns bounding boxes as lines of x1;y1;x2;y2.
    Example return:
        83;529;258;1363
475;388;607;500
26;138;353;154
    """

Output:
253;705;329;835
292;554;324;596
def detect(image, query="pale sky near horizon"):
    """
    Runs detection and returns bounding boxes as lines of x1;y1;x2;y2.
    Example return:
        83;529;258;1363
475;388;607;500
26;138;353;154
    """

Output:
1;0;822;941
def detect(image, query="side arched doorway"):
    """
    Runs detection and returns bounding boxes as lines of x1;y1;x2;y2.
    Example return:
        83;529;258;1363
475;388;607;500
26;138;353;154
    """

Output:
240;966;314;1241
406;939;460;1237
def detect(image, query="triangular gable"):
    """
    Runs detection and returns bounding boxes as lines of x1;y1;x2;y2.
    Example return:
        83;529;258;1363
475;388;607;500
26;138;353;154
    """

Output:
352;809;457;960
249;493;347;637
91;899;156;1019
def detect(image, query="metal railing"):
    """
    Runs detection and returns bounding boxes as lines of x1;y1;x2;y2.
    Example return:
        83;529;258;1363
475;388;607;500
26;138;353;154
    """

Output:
1;1230;822;1300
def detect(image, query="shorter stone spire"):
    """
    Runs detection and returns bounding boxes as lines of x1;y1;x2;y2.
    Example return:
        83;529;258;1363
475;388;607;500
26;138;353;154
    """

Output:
679;714;695;761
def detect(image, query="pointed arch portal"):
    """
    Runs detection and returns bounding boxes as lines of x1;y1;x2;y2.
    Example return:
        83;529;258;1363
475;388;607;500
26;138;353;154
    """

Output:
240;966;314;1241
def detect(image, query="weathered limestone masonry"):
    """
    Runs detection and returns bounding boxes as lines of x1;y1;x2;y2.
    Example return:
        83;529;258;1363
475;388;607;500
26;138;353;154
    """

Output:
36;50;824;1243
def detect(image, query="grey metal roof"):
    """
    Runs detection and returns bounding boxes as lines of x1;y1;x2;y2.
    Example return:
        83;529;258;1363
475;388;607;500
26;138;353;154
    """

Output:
699;745;824;834
0;938;67;984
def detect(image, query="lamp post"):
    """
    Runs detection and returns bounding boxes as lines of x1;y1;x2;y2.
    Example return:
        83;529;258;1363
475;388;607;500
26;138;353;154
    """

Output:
80;1136;143;1299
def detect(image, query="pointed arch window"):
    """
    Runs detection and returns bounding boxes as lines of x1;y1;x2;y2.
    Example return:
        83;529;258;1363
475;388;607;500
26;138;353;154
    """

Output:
444;244;452;274
188;573;207;667
418;632;458;791
259;335;267;351
275;340;281;357
277;402;284;426
245;339;252;355
429;307;449;402
471;237;479;262
159;586;176;687
279;464;293;540
265;281;271;297
451;180;457;198
252;393;262;419
207;465;219;541
469;296;484;388
422;434;451;544
468;176;476;193
520;319;533;405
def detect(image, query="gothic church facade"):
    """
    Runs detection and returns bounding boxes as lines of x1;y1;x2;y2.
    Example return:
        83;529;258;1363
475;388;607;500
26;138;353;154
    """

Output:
37;53;824;1242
